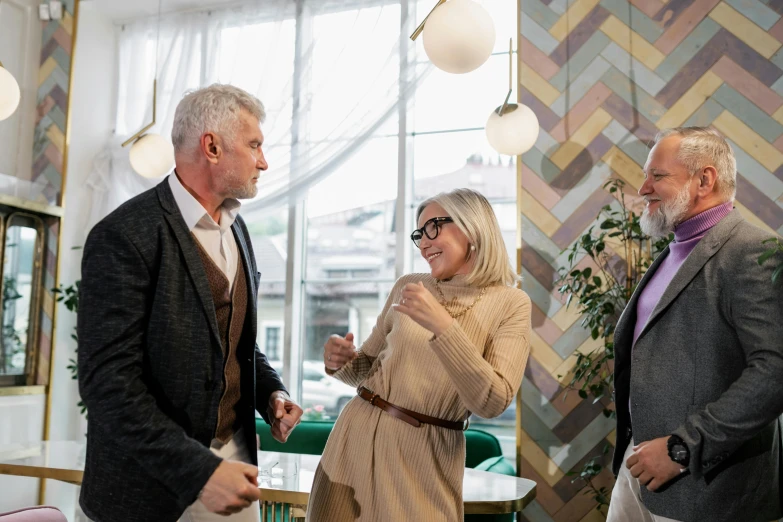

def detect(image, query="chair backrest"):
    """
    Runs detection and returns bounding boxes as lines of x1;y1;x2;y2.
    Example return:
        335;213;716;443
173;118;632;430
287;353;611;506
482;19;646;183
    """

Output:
464;428;503;468
0;506;67;521
256;418;333;455
255;419;504;468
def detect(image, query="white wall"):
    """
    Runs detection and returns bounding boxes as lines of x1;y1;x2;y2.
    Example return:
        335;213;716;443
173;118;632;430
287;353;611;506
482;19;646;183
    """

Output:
41;2;118;519
0;0;46;511
0;0;40;189
0;394;44;511
0;0;47;514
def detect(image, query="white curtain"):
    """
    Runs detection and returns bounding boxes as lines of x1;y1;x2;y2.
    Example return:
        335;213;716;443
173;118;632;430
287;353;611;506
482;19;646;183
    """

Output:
81;0;431;237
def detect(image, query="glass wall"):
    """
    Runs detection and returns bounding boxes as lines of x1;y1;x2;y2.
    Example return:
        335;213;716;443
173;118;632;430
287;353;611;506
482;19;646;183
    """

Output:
248;0;519;459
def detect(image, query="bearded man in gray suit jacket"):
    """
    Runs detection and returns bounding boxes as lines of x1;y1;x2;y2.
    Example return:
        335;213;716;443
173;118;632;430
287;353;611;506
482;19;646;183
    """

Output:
78;85;303;522
606;127;783;522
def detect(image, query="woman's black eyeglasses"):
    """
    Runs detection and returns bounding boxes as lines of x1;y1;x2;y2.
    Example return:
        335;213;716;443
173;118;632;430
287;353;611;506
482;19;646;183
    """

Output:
410;217;453;247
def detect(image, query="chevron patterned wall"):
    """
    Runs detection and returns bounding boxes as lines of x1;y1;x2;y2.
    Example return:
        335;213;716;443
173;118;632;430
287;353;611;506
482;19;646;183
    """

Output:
34;0;75;206
517;0;783;520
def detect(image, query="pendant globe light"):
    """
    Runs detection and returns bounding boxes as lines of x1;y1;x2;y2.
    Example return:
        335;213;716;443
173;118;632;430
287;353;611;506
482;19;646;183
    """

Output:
122;0;174;178
485;38;539;155
410;0;496;74
0;0;21;121
0;61;21;121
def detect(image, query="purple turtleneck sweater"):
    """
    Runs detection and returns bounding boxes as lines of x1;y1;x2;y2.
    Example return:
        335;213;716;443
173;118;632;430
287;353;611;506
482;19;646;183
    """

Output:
632;202;734;346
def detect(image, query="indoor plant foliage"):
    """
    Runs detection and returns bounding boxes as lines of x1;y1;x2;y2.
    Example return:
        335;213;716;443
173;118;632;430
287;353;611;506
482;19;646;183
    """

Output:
53;279;85;416
556;179;671;511
758;238;783;284
1;275;25;372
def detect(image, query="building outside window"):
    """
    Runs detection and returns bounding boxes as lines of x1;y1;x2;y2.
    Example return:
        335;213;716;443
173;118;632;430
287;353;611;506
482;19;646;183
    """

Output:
264;326;281;361
232;0;520;459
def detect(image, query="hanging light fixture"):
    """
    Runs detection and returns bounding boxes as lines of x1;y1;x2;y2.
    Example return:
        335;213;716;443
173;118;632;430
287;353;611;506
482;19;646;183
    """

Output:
122;78;174;178
0;61;21;121
122;0;174;178
410;0;496;74
486;38;539;155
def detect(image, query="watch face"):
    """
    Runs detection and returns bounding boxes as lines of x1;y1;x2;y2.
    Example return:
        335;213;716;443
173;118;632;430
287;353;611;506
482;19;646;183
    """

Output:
672;445;688;460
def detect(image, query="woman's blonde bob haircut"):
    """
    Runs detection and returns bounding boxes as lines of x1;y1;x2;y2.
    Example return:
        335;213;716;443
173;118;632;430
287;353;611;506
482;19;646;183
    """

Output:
416;188;519;287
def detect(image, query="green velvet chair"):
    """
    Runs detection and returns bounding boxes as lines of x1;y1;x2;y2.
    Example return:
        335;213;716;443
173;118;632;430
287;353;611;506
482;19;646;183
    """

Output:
255;419;515;521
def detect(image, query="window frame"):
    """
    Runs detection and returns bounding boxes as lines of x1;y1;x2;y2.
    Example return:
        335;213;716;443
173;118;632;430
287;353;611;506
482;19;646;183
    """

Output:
254;0;519;442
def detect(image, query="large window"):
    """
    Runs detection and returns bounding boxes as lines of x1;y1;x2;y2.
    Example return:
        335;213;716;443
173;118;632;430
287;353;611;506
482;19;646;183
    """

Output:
300;132;398;413
407;0;518;458
264;326;281;360
240;0;519;457
252;207;288;373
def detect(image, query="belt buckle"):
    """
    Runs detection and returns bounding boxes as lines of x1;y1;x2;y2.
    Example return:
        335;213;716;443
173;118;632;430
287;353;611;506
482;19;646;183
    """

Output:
462;417;471;431
358;386;379;405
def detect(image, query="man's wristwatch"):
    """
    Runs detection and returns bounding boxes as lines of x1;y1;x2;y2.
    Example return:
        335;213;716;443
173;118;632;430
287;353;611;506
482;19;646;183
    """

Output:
667;434;690;468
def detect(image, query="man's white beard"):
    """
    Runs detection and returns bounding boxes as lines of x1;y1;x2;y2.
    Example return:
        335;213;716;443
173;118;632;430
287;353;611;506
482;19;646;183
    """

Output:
640;182;692;237
223;167;258;200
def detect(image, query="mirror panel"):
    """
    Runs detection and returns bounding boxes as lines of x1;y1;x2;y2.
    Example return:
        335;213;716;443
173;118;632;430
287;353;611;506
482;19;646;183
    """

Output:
0;213;43;383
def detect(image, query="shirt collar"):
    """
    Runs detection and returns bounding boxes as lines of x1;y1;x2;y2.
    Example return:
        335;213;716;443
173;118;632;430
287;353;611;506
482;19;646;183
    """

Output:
168;172;241;233
673;201;734;242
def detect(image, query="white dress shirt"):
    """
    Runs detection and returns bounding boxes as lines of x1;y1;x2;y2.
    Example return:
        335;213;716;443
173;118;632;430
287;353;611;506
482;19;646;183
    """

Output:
168;173;241;291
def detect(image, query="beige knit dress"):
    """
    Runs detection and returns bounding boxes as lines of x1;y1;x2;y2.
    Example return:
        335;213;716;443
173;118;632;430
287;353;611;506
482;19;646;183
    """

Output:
306;273;531;522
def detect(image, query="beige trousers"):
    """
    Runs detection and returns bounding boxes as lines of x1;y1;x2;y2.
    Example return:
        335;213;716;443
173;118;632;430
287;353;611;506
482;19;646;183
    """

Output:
606;439;682;522
180;430;261;522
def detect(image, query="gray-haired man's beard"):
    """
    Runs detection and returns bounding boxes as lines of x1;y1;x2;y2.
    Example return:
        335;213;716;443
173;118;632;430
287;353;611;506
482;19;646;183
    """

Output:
229;183;258;200
640;184;691;237
223;168;259;200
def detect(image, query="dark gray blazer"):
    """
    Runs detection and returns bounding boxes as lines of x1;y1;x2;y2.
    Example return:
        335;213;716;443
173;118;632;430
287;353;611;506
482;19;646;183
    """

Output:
613;209;783;522
77;178;287;522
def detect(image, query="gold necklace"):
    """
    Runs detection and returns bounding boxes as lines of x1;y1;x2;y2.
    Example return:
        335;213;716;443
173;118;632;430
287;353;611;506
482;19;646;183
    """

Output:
434;281;487;319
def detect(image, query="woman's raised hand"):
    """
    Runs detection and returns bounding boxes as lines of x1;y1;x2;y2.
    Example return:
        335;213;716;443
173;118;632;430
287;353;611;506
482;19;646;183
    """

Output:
392;282;453;337
324;332;357;371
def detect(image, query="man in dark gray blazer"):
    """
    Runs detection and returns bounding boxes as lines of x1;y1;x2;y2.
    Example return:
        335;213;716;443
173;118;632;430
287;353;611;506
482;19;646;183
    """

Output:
607;127;783;522
77;84;302;522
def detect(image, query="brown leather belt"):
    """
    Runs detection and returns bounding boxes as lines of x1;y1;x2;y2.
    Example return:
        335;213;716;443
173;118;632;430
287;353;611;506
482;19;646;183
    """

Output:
357;386;469;431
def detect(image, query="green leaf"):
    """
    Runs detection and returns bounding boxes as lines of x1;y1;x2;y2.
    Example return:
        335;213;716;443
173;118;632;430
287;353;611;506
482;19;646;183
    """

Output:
578;389;588;399
758;249;778;266
583;267;592;279
599;220;617;230
773;264;783;284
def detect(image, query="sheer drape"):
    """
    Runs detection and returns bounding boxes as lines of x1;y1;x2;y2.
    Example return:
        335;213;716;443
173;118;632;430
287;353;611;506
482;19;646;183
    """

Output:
81;0;430;237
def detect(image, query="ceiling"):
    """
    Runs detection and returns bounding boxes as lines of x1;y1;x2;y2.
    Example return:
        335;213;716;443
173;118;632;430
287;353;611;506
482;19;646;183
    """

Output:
90;0;250;23
90;0;400;23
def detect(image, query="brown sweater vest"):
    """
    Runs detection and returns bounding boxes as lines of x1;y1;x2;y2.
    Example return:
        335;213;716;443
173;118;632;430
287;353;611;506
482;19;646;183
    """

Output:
193;236;248;444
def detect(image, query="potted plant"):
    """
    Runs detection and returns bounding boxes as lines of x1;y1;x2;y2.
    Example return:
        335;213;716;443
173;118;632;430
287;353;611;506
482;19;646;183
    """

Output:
53;279;85;416
556;179;671;512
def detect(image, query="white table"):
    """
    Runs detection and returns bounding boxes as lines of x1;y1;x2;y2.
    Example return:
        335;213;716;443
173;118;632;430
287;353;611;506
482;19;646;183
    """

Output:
0;441;537;519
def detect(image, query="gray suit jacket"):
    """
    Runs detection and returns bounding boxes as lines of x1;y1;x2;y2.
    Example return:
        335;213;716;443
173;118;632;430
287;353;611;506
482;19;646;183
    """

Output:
612;209;783;522
77;179;287;522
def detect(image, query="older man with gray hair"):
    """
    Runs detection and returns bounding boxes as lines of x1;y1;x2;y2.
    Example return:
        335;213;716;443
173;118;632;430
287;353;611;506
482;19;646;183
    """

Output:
78;84;302;522
607;127;783;522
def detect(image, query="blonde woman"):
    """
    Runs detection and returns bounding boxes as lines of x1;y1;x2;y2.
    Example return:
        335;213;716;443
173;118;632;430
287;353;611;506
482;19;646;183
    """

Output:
306;188;532;521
